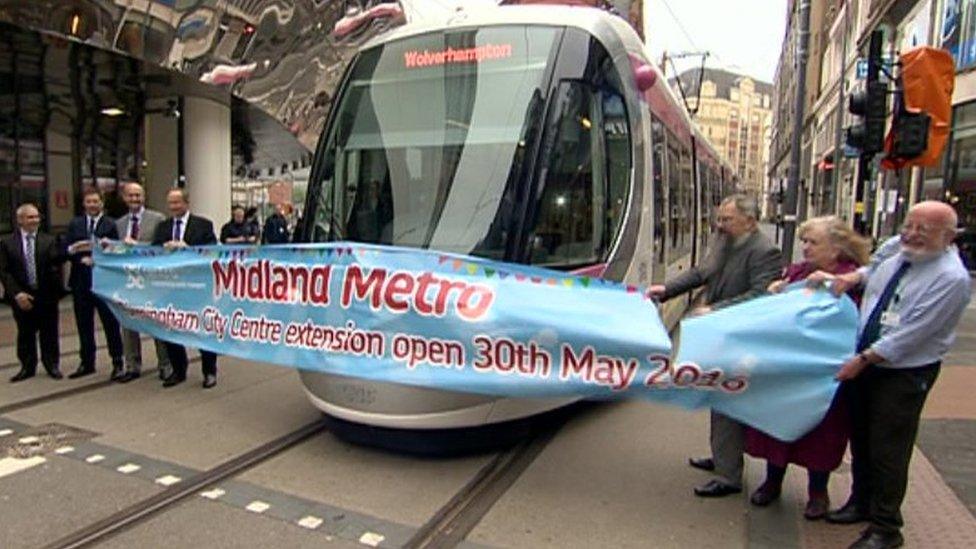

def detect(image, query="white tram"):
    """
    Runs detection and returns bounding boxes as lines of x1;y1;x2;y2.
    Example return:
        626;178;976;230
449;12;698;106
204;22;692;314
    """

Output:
297;4;736;449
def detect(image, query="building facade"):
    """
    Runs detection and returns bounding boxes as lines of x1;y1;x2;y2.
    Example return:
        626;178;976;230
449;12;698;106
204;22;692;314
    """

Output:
673;68;774;198
772;0;976;268
0;0;404;233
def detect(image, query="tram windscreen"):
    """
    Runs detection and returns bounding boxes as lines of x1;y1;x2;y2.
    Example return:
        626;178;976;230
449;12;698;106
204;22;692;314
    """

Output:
310;26;560;258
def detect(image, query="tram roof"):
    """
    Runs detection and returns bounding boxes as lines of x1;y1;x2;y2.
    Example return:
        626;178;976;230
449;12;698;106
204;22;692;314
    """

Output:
362;5;645;55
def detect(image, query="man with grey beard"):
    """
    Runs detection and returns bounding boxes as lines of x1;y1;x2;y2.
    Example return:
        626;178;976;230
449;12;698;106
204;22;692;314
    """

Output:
809;201;971;549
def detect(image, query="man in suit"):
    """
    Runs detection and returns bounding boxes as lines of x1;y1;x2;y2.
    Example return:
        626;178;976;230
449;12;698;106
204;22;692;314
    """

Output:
0;203;66;382
65;188;125;380
152;188;219;389
115;182;171;383
647;194;783;497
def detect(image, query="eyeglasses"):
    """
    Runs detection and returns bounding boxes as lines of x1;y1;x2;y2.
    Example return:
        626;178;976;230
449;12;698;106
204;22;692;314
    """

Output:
900;223;947;237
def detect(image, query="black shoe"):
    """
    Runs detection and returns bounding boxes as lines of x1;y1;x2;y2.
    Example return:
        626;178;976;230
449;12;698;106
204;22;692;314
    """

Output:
688;457;715;471
118;371;140;383
749;482;782;507
162;375;185;388
848;528;903;549
110;365;126;381
10;369;35;383
68;366;95;379
45;368;63;380
827;501;868;524
694;479;742;498
202;374;217;389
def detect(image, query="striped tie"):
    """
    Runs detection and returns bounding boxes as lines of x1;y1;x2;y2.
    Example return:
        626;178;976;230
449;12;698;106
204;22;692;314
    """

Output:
25;234;37;288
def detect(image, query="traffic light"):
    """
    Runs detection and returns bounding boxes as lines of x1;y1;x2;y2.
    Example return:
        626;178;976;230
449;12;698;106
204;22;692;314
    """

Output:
846;30;888;155
846;81;887;154
890;111;930;159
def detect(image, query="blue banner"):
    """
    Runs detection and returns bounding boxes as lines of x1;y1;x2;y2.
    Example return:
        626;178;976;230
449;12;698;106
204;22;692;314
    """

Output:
93;243;857;441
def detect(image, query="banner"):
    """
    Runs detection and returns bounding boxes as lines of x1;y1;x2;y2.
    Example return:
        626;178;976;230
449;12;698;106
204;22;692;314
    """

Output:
93;243;857;441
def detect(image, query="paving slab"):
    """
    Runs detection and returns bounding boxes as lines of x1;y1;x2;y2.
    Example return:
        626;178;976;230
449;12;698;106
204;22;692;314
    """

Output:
239;430;492;528
0;454;160;549
7;357;320;470
918;419;976;516
469;400;745;548
97;498;363;549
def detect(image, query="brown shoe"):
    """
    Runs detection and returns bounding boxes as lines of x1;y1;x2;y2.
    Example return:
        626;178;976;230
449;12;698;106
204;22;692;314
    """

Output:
804;494;830;520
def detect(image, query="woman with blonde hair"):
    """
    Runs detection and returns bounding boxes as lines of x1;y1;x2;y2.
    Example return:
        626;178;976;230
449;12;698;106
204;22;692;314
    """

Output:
746;215;870;519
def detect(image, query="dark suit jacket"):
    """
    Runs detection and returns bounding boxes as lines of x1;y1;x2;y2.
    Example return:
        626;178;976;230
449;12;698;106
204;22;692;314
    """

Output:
65;214;119;291
664;230;783;310
152;214;217;247
262;213;290;244
0;230;66;304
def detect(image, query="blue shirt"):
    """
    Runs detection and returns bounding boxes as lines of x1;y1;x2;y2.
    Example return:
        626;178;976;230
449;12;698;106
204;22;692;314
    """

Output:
860;237;971;368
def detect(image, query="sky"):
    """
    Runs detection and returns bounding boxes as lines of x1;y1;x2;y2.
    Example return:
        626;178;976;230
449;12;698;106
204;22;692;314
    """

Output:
642;0;788;84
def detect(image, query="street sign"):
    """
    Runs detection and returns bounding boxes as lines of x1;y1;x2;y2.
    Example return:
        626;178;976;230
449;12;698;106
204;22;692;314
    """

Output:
855;56;895;80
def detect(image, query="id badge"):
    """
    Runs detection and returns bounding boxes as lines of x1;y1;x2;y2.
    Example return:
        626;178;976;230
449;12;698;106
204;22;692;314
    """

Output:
880;311;901;327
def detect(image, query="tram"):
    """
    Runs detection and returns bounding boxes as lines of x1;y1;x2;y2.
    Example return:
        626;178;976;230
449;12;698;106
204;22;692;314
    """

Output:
297;4;736;446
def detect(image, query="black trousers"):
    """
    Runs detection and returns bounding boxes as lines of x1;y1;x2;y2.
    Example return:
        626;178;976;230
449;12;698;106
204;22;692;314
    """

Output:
164;343;217;379
12;299;60;373
73;288;124;369
847;363;940;534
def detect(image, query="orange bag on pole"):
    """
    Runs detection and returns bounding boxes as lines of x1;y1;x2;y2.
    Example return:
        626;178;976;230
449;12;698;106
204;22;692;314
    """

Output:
883;47;955;168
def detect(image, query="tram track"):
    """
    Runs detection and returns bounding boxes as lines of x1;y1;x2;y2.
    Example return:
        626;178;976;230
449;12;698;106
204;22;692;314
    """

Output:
42;419;330;549
405;416;567;549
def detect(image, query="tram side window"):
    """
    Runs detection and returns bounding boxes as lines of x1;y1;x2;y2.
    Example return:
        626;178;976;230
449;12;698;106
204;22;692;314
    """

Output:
666;133;693;259
651;117;666;264
603;91;631;249
530;82;598;266
667;138;681;251
697;161;709;246
680;145;694;256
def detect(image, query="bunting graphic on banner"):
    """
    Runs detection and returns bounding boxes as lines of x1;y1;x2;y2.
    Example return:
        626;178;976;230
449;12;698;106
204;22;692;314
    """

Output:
93;242;857;441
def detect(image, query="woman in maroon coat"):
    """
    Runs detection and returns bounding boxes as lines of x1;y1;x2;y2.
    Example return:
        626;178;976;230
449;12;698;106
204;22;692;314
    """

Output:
746;216;870;519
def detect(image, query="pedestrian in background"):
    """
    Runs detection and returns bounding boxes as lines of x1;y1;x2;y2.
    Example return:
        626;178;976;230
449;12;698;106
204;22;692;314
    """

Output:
809;201;971;549
646;194;783;498
220;204;259;244
746;216;870;519
0;203;66;382
262;202;291;244
115;182;171;382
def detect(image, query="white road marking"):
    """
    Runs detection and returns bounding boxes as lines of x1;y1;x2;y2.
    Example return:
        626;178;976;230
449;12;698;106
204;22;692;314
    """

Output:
0;456;46;478
200;488;226;500
359;532;385;547
297;516;323;529
0;429;14;437
155;475;181;486
116;463;141;474
17;436;39;444
85;454;105;464
245;501;270;514
54;446;75;455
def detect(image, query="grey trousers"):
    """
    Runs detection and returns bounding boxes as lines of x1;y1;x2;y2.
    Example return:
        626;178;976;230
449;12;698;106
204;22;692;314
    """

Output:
711;410;745;487
122;328;171;376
